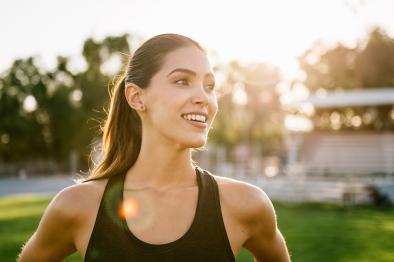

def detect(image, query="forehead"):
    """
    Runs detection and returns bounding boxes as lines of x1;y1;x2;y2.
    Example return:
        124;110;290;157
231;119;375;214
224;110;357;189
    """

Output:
159;46;213;74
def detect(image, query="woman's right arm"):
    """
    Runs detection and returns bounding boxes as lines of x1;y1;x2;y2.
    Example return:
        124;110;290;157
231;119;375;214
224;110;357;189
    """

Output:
17;186;79;261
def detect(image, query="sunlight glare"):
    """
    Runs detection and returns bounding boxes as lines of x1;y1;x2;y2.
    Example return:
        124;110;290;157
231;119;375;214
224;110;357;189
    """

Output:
23;95;38;113
232;82;248;105
119;198;139;219
285;114;313;132
299;102;315;117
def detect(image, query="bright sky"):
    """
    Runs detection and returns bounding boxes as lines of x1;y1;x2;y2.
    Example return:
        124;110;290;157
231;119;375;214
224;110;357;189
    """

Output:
1;0;394;79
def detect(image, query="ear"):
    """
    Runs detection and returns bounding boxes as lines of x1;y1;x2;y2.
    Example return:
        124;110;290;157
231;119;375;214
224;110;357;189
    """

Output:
125;83;146;111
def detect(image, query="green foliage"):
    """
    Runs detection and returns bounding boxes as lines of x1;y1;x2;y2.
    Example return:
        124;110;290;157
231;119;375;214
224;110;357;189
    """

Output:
299;27;394;91
0;58;51;161
0;34;131;172
298;27;394;132
357;28;394;87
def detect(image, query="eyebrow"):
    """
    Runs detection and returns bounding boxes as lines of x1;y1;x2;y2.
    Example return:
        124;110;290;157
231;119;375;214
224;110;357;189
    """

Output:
167;68;215;79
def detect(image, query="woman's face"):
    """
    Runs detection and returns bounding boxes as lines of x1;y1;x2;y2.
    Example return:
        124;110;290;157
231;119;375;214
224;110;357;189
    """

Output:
141;46;218;149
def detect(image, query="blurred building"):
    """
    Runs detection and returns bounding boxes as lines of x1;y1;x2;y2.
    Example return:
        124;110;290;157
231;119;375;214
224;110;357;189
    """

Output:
277;87;394;204
287;87;394;177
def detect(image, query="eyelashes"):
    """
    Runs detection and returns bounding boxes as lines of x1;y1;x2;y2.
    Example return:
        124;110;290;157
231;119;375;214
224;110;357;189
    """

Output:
174;79;189;85
207;84;216;91
174;78;215;90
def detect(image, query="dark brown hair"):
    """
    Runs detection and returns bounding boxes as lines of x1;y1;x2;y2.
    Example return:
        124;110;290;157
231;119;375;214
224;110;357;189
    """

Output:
82;34;205;182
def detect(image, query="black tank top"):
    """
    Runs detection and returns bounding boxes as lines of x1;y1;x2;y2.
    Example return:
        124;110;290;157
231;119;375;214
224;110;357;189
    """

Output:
84;166;236;262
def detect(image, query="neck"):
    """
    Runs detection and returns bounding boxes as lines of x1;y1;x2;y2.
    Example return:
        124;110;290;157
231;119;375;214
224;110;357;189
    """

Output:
124;130;198;191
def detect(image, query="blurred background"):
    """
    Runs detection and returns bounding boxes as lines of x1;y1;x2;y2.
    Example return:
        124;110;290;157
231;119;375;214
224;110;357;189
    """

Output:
1;0;394;261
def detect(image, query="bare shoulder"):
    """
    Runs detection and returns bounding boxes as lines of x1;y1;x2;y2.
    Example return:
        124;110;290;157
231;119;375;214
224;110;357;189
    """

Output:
210;174;274;226
18;178;109;261
35;177;109;233
211;174;290;261
56;178;109;222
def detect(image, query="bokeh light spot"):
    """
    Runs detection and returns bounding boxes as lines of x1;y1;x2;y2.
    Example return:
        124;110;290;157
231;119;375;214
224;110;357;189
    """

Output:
119;197;139;219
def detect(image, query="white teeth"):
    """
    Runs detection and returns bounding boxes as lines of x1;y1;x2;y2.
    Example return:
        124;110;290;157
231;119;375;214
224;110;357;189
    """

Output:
182;114;206;123
197;115;205;122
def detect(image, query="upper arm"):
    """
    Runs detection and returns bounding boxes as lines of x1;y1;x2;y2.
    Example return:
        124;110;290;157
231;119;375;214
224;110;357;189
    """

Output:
18;186;80;261
242;186;291;262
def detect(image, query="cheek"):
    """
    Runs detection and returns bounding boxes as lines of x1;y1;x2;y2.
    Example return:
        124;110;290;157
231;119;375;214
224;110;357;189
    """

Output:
149;94;181;124
210;98;219;115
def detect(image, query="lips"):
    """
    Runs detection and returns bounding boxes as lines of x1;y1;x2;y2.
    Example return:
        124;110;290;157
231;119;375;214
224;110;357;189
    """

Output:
181;116;208;129
181;111;208;123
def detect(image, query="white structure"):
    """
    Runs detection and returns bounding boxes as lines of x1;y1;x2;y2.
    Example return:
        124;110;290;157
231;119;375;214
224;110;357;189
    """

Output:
304;87;394;108
273;87;394;203
286;87;394;176
300;132;394;176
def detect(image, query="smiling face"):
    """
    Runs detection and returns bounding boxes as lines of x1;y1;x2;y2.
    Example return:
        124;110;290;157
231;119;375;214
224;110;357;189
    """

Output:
140;46;218;149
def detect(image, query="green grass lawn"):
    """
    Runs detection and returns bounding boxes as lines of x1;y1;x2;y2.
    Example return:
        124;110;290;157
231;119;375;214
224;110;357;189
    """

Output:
1;195;393;262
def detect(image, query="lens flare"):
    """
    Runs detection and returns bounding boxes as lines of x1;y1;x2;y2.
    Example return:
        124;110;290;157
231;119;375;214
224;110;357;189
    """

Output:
119;198;139;219
120;192;156;232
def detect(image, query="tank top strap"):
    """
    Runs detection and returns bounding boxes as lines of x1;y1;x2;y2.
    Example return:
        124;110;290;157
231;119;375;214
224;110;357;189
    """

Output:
195;168;235;261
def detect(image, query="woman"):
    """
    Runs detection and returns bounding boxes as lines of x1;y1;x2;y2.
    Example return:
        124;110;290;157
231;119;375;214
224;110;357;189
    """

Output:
18;34;290;261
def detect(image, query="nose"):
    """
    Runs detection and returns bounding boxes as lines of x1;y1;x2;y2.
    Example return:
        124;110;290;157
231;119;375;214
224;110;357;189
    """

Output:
191;84;210;105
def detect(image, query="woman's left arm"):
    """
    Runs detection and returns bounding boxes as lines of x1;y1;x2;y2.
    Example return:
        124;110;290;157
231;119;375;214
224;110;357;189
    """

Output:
242;186;291;262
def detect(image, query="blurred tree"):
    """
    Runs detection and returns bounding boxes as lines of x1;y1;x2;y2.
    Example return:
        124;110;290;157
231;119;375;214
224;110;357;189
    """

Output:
356;28;394;88
299;44;357;91
299;27;394;91
210;61;284;157
0;34;132;174
298;27;394;132
74;34;130;166
0;58;50;162
45;56;79;163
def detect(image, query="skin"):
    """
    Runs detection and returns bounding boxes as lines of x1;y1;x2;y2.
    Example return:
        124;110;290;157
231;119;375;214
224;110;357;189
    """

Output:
18;46;291;262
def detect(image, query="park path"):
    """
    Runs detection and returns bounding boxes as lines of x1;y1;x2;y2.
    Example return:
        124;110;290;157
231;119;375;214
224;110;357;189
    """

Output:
0;175;77;197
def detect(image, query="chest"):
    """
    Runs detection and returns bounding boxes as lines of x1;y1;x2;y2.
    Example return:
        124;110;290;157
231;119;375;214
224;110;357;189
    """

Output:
76;184;248;259
121;187;199;243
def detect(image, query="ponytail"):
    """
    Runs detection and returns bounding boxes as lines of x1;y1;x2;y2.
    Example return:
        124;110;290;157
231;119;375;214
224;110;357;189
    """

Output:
82;75;142;182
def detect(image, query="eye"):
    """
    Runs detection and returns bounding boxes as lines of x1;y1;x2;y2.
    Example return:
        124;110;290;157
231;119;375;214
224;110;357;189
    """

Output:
206;83;215;91
174;79;189;85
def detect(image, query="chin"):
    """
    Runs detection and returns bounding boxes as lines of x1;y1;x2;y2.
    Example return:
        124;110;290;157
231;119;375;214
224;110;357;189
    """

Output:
189;140;206;148
179;136;206;149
